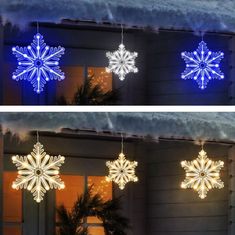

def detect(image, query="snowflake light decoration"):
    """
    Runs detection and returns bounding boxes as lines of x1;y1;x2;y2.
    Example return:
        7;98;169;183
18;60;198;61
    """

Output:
106;44;138;81
106;152;138;190
12;33;65;94
181;149;224;199
181;41;224;89
12;141;65;203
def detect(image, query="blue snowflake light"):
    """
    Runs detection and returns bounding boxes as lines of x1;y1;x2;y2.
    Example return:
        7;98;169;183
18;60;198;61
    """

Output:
12;33;65;94
181;41;224;90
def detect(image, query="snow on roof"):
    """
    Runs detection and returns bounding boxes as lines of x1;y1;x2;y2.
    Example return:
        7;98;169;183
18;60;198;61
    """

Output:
1;0;235;33
0;112;235;143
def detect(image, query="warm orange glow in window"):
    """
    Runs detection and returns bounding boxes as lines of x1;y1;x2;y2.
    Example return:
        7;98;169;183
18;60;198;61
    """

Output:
88;226;105;235
3;172;22;223
56;175;84;212
88;67;112;92
87;176;112;224
56;175;112;235
88;176;112;201
3;226;22;235
57;66;84;103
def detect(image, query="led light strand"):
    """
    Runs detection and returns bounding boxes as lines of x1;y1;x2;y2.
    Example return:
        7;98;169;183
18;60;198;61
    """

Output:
106;134;138;190
181;146;224;199
12;23;65;94
181;39;224;89
106;24;138;81
12;132;65;203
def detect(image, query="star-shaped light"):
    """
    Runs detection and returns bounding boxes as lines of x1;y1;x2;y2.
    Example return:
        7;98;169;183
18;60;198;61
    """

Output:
181;41;224;89
12;142;65;203
106;44;138;81
106;152;138;190
181;149;224;199
12;33;65;94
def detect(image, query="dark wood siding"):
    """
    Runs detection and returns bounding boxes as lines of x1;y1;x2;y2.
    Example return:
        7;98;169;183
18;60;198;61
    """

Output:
146;32;231;105
147;141;229;235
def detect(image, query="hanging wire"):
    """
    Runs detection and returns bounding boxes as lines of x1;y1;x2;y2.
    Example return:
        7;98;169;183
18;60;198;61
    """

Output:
201;141;204;150
201;31;204;42
121;24;124;44
36;130;39;142
37;22;39;34
121;133;124;153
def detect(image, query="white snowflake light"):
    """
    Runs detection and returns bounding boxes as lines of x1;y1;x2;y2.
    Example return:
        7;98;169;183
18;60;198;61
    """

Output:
106;152;138;190
12;33;65;94
12;141;65;203
181;41;224;89
181;149;224;199
106;44;138;81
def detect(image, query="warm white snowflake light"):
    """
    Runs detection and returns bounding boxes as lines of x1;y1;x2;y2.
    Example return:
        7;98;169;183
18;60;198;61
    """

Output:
106;26;138;81
181;148;224;199
106;135;138;190
12;141;65;203
106;152;138;190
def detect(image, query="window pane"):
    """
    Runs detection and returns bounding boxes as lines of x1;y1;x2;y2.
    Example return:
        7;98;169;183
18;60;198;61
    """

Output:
3;226;22;235
56;66;84;103
87;176;112;224
56;175;84;214
88;176;112;201
88;67;112;92
3;172;22;222
88;226;105;235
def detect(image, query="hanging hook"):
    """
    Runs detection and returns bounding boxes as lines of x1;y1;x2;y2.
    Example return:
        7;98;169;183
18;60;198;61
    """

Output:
121;24;124;44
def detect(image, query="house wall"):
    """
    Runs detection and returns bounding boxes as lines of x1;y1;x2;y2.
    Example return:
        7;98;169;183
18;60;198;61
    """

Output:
147;140;229;235
2;24;147;105
0;134;3;235
0;25;3;104
1;132;234;235
1;24;234;105
146;31;232;105
2;132;147;235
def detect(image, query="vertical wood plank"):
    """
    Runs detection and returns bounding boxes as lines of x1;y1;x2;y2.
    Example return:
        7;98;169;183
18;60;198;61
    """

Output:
0;23;3;104
0;131;4;235
228;146;235;234
228;36;235;105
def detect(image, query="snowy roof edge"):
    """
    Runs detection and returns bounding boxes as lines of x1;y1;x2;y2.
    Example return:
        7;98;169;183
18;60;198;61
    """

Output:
1;1;235;33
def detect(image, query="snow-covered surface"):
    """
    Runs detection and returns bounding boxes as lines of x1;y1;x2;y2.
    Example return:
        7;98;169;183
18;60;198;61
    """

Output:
1;0;235;33
0;113;235;142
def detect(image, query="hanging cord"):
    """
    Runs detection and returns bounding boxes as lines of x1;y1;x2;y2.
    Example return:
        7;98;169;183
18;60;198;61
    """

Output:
36;130;39;142
201;31;204;42
121;24;124;44
121;133;124;153
201;141;204;150
37;22;39;34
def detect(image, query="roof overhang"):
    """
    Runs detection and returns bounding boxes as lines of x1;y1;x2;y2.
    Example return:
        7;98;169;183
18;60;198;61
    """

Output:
1;1;235;33
0;113;235;144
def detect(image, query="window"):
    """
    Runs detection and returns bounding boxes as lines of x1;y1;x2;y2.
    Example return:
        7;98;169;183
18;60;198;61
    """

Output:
3;172;23;235
56;66;113;104
88;67;112;93
56;66;84;104
56;175;112;235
